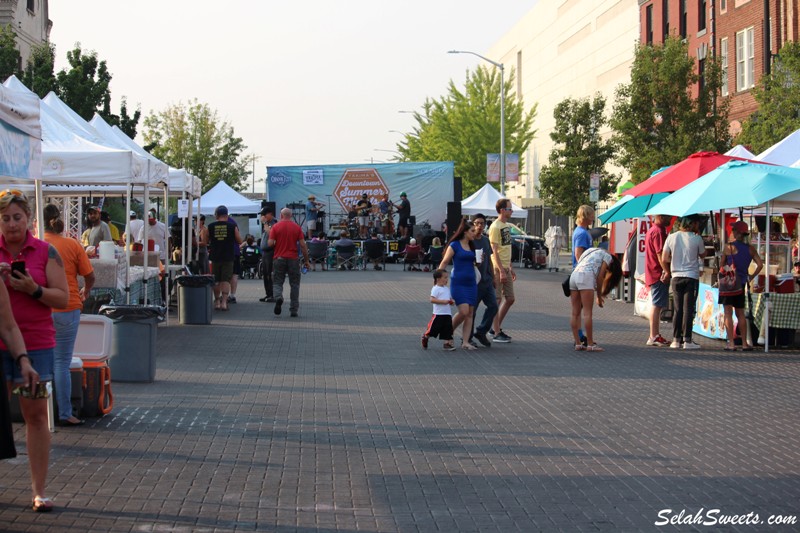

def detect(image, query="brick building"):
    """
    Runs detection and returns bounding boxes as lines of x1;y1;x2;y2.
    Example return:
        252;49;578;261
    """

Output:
638;0;800;136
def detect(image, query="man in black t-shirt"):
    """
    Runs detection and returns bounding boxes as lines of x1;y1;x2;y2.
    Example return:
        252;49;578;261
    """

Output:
207;205;242;311
395;192;411;239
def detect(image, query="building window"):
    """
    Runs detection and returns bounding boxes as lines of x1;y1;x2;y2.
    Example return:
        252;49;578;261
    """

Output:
662;0;670;41
736;27;755;91
699;58;706;92
721;37;729;96
679;0;688;38
27;0;34;13
646;4;654;44
720;0;728;13
698;0;707;32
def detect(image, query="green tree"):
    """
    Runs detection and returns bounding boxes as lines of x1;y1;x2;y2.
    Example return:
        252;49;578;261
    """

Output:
54;43;141;137
610;37;730;184
737;41;800;154
143;99;249;192
101;96;141;139
397;65;537;197
0;24;21;81
55;44;112;120
538;94;618;216
21;41;57;97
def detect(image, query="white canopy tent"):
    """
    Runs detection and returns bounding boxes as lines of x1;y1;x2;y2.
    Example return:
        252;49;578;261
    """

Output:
461;183;525;218
193;180;261;215
725;145;756;159
755;129;800;166
0;81;41;183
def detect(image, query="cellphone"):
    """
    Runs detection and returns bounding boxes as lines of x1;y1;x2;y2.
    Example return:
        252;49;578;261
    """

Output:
10;260;25;276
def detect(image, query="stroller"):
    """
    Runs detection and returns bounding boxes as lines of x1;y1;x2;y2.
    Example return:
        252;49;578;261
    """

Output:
240;243;262;279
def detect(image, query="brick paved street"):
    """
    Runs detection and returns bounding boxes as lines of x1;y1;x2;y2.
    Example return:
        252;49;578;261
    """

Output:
1;266;799;532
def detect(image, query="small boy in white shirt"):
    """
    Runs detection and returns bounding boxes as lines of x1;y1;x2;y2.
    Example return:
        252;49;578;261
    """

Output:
422;269;456;351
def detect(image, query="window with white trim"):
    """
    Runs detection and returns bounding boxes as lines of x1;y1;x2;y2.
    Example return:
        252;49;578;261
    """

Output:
721;37;729;96
736;27;755;91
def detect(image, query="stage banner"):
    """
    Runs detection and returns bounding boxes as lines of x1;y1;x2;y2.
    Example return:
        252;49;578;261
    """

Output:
267;162;454;232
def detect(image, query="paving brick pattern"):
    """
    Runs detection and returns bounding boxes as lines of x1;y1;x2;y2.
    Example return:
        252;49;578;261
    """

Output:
1;266;799;532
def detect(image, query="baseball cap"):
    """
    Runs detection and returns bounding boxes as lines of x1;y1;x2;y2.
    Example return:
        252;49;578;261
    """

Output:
400;192;407;197
308;194;316;200
148;209;157;219
362;193;368;197
259;207;272;216
732;221;749;234
129;210;137;216
86;204;100;212
214;205;229;216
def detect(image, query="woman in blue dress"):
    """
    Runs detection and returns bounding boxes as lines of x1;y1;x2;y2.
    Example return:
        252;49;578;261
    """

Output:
438;219;479;350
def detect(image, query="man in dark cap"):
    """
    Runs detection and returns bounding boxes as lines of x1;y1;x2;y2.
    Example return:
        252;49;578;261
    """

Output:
395;192;411;239
258;207;276;302
83;204;112;248
207;205;242;311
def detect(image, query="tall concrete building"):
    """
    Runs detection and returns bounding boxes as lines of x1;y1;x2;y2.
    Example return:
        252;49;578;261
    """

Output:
487;0;640;204
0;0;51;69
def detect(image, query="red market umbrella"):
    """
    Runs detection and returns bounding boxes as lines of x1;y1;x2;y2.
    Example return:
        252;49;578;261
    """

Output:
626;151;753;198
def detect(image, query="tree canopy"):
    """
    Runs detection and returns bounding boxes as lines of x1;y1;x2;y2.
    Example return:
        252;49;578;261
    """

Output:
537;94;618;216
397;65;537;198
143;99;249;192
736;41;800;154
0;24;21;81
21;42;57;96
610;37;730;184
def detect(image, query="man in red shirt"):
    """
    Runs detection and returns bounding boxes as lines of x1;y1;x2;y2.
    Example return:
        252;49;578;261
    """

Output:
645;214;671;346
268;208;311;317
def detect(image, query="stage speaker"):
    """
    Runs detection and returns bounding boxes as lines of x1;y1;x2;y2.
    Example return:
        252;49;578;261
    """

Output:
446;202;462;238
263;201;277;216
454;177;462;201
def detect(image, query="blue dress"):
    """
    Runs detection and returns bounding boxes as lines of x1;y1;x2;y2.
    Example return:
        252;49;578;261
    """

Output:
449;241;478;306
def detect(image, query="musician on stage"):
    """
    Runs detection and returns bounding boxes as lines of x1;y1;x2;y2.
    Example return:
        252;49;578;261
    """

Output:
354;193;372;239
305;194;324;240
395;191;411;239
378;194;394;236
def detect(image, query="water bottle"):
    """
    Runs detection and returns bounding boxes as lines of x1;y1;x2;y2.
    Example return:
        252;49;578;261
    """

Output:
301;266;308;275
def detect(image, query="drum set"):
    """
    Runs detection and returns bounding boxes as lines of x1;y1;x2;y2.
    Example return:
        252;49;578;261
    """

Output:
290;199;399;239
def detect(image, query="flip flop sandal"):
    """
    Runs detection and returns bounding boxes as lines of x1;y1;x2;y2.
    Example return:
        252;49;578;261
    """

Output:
574;344;586;351
723;345;736;351
32;496;53;513
586;344;604;352
461;344;477;351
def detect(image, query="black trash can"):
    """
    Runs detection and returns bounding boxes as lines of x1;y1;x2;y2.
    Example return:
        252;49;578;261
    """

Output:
176;275;215;325
99;305;165;383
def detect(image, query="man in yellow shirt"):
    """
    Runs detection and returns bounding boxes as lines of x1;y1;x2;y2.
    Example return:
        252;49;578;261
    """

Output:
488;198;516;343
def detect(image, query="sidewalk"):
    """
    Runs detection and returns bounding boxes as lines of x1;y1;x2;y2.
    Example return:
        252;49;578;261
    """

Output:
1;266;799;531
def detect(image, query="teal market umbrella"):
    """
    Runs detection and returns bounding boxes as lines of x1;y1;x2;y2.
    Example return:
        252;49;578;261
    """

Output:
644;160;800;217
598;192;670;224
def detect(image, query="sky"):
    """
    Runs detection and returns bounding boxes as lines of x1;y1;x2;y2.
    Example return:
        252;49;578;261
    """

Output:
47;1;538;193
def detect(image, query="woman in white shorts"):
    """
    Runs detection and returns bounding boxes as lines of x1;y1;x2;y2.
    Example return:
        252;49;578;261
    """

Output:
569;247;622;352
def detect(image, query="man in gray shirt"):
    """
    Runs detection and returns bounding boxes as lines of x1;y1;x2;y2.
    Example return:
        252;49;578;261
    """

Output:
84;205;112;247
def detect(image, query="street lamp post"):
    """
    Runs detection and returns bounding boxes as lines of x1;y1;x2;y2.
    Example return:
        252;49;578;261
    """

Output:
250;154;261;194
448;50;506;195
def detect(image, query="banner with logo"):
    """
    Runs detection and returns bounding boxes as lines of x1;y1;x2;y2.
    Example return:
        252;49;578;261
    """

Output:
486;153;519;183
268;162;454;232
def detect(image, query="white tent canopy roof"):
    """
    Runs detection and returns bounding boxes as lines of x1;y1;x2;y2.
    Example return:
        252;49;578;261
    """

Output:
725;145;756;159
461;183;525;218
3;76;152;185
192;180;260;215
756;129;800;166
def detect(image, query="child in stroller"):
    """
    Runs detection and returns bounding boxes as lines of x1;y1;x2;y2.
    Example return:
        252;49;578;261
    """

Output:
240;235;262;279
